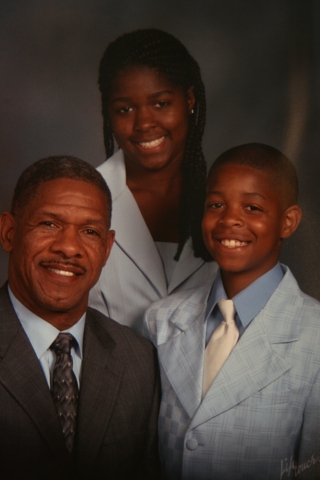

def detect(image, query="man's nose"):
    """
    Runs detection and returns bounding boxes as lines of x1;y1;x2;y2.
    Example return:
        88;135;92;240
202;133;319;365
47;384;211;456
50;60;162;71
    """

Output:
50;226;84;257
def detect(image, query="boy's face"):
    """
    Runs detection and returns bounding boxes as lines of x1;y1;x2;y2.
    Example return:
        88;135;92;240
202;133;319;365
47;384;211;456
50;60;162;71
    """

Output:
202;164;290;287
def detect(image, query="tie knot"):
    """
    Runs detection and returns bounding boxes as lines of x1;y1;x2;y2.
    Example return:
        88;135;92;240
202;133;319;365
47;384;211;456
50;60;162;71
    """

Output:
218;299;236;324
50;333;76;355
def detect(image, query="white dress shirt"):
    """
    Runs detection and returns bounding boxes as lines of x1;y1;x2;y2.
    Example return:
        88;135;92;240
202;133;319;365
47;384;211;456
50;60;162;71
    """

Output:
8;287;85;388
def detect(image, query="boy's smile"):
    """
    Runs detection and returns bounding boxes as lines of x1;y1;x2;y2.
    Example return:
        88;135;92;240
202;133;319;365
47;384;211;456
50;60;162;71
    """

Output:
202;164;299;295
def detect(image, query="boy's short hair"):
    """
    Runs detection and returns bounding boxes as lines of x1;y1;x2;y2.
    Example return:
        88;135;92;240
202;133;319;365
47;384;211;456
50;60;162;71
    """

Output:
208;143;299;208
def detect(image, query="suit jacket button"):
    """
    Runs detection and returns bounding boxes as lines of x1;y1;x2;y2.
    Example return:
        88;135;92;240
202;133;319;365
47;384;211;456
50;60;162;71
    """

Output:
186;438;198;451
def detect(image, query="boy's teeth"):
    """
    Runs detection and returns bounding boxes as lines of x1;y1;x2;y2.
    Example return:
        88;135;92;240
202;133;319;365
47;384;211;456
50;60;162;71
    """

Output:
221;239;248;248
48;268;74;276
139;137;165;149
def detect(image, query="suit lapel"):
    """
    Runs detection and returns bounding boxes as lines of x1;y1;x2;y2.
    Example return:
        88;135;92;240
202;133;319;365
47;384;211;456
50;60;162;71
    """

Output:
112;187;167;297
158;288;210;419
168;238;206;293
190;314;292;429
98;151;208;296
100;151;167;297
75;310;124;464
190;268;301;429
0;286;68;459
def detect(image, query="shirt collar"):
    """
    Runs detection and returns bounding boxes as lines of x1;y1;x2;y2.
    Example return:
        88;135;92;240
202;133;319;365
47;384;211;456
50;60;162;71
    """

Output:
205;263;284;328
8;287;85;360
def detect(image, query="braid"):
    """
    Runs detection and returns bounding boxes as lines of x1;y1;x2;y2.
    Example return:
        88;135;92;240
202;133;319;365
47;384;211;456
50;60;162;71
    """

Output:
99;29;211;261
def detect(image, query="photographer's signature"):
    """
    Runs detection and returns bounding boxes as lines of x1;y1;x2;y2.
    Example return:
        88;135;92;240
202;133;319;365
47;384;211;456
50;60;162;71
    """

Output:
280;454;320;478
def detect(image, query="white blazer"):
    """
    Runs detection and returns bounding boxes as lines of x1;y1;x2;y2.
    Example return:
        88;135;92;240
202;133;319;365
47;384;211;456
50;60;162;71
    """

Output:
89;150;217;334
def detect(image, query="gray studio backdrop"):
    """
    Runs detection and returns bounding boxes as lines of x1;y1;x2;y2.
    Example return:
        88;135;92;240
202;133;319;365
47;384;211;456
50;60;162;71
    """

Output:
1;0;319;300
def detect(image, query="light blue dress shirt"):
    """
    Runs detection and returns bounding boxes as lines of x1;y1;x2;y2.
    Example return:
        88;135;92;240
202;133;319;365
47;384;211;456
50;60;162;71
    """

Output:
205;263;284;345
8;287;85;388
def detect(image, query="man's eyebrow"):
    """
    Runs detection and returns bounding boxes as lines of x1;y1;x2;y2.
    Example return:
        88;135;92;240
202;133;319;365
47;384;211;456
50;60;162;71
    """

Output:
36;211;107;224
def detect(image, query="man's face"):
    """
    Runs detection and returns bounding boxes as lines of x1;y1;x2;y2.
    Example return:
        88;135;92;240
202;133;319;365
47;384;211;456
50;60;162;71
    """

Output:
202;164;287;290
1;178;114;326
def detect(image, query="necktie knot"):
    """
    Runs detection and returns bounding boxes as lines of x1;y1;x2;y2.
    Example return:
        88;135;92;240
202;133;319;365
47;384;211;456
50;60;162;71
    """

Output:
50;333;76;356
218;299;236;325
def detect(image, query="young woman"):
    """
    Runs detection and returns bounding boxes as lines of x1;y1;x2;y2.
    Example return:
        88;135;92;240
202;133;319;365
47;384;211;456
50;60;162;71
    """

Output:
89;29;217;334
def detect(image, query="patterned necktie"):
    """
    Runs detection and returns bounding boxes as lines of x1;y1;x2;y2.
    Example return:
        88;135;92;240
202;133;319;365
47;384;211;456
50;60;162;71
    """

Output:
202;299;239;397
50;333;79;452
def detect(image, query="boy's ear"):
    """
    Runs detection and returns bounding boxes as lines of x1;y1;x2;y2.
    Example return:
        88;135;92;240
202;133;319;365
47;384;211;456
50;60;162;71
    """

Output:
0;212;16;253
280;205;302;239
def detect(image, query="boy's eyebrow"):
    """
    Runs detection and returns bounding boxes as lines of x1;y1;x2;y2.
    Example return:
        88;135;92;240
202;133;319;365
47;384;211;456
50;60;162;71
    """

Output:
206;190;267;200
242;192;267;200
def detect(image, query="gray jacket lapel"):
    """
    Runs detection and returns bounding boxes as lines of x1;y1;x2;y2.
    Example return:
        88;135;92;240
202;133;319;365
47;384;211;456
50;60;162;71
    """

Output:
0;285;68;459
75;308;124;464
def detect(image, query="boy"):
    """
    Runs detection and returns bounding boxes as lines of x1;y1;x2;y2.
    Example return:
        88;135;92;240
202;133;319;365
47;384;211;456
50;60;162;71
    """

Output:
144;143;320;480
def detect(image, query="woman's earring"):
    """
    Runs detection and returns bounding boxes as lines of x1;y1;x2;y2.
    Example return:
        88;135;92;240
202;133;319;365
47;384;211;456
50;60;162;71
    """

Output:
191;109;194;114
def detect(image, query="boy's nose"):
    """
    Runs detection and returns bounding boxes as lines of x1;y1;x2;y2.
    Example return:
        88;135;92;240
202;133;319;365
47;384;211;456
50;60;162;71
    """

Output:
220;207;243;227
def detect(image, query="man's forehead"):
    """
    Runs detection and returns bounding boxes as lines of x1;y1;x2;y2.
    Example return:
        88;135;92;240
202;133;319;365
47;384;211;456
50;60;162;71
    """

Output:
23;179;110;222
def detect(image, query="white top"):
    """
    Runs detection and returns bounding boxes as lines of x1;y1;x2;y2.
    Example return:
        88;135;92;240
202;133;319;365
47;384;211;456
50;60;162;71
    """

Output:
155;242;178;286
89;150;218;335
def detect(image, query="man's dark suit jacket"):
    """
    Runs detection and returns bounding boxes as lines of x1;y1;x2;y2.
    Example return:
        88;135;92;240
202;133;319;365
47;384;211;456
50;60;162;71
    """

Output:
0;284;161;479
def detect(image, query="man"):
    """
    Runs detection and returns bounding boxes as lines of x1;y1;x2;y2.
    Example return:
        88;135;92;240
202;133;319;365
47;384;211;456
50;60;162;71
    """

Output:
0;156;160;480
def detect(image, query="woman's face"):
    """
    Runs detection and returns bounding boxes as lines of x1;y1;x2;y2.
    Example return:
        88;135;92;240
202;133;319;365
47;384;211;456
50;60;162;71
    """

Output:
107;67;195;173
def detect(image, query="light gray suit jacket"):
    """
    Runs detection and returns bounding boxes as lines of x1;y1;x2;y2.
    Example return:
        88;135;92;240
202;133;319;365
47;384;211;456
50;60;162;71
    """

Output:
145;266;320;480
89;150;217;334
0;284;160;480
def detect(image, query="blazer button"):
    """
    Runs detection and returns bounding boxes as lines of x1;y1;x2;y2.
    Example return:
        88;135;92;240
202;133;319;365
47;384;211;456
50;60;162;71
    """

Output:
186;438;198;451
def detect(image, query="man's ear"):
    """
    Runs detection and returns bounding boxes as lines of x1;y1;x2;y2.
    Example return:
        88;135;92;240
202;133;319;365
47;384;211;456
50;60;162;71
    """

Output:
0;212;16;253
281;205;302;239
103;229;115;266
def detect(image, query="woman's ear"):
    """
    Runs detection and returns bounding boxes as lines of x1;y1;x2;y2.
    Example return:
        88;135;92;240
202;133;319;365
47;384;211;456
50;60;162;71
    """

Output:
281;205;302;239
0;212;16;253
187;86;196;113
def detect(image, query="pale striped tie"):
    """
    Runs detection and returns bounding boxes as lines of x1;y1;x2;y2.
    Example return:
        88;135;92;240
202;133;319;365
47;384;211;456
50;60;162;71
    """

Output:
202;299;239;397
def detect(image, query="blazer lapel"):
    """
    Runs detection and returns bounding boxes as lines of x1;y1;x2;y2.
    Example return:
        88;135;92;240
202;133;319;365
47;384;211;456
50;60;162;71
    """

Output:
158;291;209;419
190;269;301;429
75;310;125;464
112;187;167;297
98;151;210;296
0;287;67;459
99;151;167;298
168;238;207;294
190;319;290;429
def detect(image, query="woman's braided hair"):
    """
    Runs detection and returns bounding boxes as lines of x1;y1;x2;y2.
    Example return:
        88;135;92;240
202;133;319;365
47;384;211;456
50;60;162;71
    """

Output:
99;28;211;261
